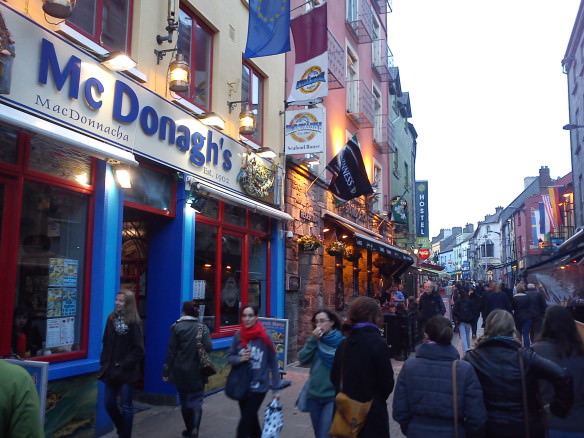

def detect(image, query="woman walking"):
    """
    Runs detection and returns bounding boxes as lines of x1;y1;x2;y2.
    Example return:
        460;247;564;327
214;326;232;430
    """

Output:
532;305;584;438
330;297;394;438
162;301;212;438
98;290;144;438
298;309;344;438
228;305;281;438
393;315;486;437
464;309;573;438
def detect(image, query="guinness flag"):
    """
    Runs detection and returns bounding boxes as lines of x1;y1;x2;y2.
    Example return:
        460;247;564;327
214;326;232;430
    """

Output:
326;135;373;201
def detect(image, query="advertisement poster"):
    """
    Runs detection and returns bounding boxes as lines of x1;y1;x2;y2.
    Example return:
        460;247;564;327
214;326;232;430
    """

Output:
46;317;75;348
285;108;325;155
192;280;206;299
258;317;288;372
49;258;78;287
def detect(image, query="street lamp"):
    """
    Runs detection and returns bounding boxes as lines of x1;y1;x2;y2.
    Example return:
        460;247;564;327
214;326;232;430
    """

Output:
563;123;584;130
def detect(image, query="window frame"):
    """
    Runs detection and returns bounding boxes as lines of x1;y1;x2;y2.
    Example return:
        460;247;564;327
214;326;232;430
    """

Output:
177;5;215;111
195;201;271;337
241;62;265;145
0;128;95;363
66;0;134;53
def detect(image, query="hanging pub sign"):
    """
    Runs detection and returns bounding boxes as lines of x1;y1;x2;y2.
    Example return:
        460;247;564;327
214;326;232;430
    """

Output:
415;181;429;238
417;249;431;261
285;108;325;155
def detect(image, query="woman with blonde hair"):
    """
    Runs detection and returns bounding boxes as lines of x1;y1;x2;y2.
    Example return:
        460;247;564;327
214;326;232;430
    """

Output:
98;290;144;438
464;309;572;438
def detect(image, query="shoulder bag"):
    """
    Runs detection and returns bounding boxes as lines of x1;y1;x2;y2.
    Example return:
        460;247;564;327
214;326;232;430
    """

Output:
329;343;373;438
452;360;459;438
225;360;251;401
196;325;216;377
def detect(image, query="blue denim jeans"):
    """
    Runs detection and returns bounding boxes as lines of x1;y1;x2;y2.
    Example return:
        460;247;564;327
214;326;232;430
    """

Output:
520;319;533;347
459;322;472;352
104;382;134;438
307;397;335;438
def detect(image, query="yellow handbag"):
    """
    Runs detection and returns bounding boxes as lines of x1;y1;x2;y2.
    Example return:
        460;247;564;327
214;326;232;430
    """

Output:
329;343;372;438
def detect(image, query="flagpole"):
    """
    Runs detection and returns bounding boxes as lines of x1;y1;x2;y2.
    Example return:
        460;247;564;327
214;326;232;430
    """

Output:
305;166;327;193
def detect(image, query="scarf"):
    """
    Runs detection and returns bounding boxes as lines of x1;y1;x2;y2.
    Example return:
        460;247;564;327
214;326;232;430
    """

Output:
353;322;378;329
240;320;275;352
113;312;129;335
318;329;344;369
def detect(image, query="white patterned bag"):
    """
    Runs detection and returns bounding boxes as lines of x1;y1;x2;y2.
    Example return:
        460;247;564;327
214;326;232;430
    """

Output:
261;398;283;438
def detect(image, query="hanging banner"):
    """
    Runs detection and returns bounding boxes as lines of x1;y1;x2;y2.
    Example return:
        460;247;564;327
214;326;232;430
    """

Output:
415;181;429;238
287;3;328;103
284;108;325;155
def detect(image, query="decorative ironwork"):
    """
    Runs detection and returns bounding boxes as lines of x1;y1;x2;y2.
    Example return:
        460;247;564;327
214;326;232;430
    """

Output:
346;0;374;44
346;80;375;128
372;42;393;82
373;114;391;153
328;29;345;90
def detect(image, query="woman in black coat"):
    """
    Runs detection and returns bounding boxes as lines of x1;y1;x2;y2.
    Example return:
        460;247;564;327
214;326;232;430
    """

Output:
464;309;573;438
330;297;394;438
98;290;144;438
393;316;486;438
163;301;212;438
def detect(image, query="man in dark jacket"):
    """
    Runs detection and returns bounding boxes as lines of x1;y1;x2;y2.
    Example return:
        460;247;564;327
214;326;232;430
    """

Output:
526;283;546;340
418;281;446;326
512;283;532;346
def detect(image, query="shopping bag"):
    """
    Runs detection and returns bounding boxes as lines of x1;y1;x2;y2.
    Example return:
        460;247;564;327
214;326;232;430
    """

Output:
225;362;251;401
261;398;283;438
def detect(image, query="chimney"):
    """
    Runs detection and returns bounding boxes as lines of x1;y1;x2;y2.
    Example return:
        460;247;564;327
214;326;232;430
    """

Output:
464;223;474;233
539;166;551;187
495;206;503;213
452;226;463;235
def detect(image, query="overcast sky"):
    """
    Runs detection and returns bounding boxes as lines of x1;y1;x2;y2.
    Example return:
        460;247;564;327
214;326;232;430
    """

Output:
387;0;581;238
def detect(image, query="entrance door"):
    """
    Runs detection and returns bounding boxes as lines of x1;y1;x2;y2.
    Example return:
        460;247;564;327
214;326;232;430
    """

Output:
0;176;21;354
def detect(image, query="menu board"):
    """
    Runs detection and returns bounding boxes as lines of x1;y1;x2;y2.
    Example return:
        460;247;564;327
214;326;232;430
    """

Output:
46;258;78;349
193;280;206;300
258;317;288;372
45;317;75;348
49;258;78;287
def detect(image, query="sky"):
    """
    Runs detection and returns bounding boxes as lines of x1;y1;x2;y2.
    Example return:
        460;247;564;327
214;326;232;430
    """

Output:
387;0;581;238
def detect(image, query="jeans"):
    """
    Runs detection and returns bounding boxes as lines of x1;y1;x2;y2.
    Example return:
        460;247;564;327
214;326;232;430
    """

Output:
307;397;335;438
104;382;134;438
520;319;533;347
459;322;472;352
178;390;204;436
237;391;266;438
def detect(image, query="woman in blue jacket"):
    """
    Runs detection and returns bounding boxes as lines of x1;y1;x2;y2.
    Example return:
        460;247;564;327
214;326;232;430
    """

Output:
393;315;486;437
228;305;280;438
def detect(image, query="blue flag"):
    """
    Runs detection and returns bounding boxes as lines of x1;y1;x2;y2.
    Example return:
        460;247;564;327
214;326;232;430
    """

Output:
244;0;291;59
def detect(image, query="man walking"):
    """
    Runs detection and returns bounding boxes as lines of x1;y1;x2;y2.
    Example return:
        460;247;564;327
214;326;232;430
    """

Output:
418;281;446;332
526;282;546;341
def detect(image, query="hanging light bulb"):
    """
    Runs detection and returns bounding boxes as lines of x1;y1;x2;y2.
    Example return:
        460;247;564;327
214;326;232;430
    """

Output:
168;53;190;93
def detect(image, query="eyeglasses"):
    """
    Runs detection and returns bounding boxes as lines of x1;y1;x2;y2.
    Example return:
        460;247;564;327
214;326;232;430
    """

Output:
242;313;256;318
315;319;331;324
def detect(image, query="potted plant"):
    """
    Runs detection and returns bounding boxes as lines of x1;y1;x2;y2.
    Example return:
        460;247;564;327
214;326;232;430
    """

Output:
326;240;346;256
344;246;362;262
297;235;322;251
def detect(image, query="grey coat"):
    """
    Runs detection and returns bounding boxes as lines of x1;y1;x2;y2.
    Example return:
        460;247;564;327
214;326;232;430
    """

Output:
393;343;486;438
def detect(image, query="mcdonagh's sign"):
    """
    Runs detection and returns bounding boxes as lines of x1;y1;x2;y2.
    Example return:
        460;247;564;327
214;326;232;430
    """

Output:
284;108;325;155
0;3;271;198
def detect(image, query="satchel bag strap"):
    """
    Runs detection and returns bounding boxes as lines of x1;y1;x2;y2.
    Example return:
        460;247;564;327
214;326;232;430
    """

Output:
518;350;530;438
452;360;459;438
195;324;203;343
339;341;346;393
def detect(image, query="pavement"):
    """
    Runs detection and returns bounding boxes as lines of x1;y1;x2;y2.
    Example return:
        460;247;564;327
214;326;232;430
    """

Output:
100;328;480;438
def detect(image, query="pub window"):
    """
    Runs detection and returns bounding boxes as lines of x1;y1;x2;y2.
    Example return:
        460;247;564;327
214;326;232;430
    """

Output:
68;0;132;53
193;200;271;335
177;6;214;109
0;129;93;361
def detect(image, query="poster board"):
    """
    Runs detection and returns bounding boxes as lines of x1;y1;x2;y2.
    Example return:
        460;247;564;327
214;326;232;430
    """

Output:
258;317;289;373
4;359;49;424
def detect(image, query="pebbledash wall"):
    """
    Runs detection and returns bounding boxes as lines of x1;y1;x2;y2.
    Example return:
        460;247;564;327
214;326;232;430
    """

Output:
0;2;289;437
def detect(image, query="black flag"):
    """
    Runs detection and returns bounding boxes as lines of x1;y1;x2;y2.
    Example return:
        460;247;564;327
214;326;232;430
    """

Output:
326;135;373;201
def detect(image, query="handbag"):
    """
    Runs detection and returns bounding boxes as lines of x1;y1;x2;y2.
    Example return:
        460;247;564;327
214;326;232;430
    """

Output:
225;361;251;401
329;343;373;438
452;360;459;438
261;398;284;438
196;325;216;377
295;380;310;412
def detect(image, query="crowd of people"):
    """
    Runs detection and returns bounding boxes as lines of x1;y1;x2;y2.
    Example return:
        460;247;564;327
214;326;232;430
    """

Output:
3;284;583;438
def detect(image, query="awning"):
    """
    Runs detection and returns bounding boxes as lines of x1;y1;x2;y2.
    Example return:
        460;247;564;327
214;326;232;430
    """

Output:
196;180;293;222
0;103;138;166
322;210;414;268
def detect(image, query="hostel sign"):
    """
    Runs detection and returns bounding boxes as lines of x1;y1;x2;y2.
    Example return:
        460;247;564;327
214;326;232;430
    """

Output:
415;181;429;238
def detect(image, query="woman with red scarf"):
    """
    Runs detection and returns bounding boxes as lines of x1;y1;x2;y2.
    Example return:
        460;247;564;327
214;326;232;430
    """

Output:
228;305;281;438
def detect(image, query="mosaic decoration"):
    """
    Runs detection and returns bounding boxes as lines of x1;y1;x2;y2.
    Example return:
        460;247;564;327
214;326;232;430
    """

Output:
237;155;275;199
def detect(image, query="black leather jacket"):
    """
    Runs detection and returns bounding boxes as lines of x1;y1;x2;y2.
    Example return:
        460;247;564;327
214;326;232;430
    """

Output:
464;337;572;438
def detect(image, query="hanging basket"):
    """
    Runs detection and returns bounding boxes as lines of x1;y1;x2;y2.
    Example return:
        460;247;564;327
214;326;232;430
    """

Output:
326;241;346;256
297;235;322;252
344;246;362;262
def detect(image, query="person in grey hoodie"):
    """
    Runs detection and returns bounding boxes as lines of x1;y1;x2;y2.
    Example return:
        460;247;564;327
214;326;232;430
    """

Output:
532;305;584;438
393;315;486;438
228;305;280;438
